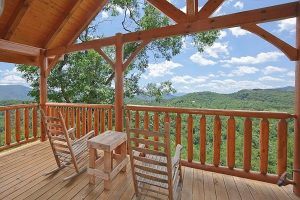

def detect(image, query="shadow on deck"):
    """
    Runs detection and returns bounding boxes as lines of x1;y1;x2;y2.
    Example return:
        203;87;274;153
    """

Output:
0;141;299;200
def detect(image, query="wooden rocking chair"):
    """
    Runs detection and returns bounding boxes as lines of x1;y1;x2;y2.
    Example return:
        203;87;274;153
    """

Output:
41;110;94;180
126;117;183;200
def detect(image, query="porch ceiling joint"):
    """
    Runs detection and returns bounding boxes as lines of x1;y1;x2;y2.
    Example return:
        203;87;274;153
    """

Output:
146;0;188;23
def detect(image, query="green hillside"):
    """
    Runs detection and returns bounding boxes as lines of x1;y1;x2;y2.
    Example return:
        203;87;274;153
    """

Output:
126;87;295;113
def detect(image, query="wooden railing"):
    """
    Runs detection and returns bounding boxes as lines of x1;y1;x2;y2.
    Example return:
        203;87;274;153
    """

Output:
0;104;40;151
125;105;296;184
46;103;114;138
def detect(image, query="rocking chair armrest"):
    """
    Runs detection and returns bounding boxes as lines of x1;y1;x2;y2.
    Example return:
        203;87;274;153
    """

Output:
172;144;183;168
72;130;95;145
68;128;76;140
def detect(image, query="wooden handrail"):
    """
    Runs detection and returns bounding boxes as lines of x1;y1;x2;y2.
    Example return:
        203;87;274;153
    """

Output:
46;102;113;109
125;105;295;119
0;103;38;111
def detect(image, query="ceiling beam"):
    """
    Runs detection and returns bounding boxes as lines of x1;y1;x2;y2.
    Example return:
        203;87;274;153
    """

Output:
0;39;41;57
46;2;298;61
198;0;225;18
0;51;38;66
3;0;32;40
44;0;84;48
47;0;109;74
146;0;187;23
241;24;298;61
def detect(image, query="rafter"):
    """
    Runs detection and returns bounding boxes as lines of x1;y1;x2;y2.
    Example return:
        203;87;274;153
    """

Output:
0;51;38;66
0;39;41;57
146;0;187;23
44;0;84;48
3;0;32;40
46;0;109;74
46;2;298;61
198;0;225;18
123;40;151;70
241;24;298;61
95;48;115;68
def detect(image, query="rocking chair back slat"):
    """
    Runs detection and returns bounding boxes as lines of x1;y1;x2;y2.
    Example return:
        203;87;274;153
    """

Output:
126;117;183;200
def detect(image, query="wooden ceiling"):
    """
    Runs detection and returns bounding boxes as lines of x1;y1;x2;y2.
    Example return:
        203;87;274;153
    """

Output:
0;0;107;65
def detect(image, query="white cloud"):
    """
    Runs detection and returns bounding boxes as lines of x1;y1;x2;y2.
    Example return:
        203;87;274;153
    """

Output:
234;1;244;9
278;18;296;32
219;30;227;39
287;71;295;77
228;66;259;77
190;53;216;66
0;67;27;86
263;66;286;75
258;76;284;82
222;52;284;65
101;11;109;19
171;75;208;85
203;42;229;58
147;61;182;77
229;27;250;37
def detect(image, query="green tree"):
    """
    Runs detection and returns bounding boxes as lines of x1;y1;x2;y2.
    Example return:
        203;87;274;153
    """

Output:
144;81;176;103
17;1;220;104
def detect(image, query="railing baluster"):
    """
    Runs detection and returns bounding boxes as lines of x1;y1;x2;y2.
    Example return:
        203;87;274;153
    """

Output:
176;113;181;145
65;107;69;129
87;108;92;132
277;118;287;175
82;108;86;135
24;108;29;141
76;108;81;138
260;118;269;175
243;117;252;172
94;109;99;136
154;112;159;150
187;114;193;162
100;109;105;133
134;111;140;146
15;109;20;143
200;115;206;164
108;109;112;130
71;108;75;128
227;116;236;169
5;110;11;146
144;111;149;147
214;115;221;167
32;107;38;139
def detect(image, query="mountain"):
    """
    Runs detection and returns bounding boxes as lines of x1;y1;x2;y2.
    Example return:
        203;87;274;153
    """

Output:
126;86;295;113
0;85;32;101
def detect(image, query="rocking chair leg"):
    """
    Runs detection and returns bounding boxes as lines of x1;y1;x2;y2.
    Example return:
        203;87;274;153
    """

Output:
63;167;87;181
43;165;66;176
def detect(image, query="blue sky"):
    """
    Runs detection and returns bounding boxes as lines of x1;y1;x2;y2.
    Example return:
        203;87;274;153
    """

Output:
0;0;296;94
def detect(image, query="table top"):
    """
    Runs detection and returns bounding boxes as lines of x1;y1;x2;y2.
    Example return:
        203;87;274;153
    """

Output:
87;130;127;151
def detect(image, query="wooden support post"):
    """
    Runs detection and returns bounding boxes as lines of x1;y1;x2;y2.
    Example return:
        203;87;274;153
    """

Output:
114;33;124;132
294;2;300;196
39;51;48;141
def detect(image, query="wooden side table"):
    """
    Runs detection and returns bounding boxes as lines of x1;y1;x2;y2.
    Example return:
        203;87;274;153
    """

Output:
87;130;128;190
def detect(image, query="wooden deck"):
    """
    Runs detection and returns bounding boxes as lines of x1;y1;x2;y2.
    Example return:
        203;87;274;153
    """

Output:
0;141;299;200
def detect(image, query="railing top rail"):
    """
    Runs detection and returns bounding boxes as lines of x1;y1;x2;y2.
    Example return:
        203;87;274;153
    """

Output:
46;102;114;109
0;103;38;111
125;105;296;119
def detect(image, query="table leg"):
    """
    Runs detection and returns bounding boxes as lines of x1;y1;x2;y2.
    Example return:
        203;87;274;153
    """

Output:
104;150;112;190
121;141;127;172
89;148;96;184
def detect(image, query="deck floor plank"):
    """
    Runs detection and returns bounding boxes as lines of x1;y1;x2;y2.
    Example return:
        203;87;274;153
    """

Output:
0;141;299;200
